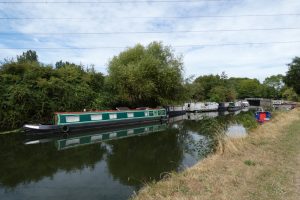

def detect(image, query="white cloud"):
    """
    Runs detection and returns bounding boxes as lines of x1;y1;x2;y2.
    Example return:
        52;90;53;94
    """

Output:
0;0;300;80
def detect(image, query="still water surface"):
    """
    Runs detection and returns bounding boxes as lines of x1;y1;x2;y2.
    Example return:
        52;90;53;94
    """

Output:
0;110;255;200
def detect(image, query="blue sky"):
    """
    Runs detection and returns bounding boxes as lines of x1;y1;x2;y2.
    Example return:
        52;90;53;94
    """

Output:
0;0;300;81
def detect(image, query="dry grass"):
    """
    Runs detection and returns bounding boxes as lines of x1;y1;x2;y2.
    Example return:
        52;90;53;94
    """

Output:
132;108;300;200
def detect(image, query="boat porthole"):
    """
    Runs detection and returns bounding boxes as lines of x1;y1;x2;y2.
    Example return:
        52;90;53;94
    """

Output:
61;126;69;133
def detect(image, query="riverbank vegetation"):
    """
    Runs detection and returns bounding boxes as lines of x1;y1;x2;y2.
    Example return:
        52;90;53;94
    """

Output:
1;42;300;130
132;108;300;200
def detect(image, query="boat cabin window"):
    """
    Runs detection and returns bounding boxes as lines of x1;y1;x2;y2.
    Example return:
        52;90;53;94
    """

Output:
127;129;134;134
109;113;117;119
145;111;149;116
91;114;102;121
66;138;80;146
91;135;103;142
109;132;117;138
65;116;80;123
127;113;134;118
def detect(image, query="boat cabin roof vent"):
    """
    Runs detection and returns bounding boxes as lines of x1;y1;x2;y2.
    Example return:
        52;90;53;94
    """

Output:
135;107;149;110
116;107;130;111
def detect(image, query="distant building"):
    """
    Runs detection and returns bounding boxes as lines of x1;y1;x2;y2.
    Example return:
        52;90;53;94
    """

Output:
245;98;272;108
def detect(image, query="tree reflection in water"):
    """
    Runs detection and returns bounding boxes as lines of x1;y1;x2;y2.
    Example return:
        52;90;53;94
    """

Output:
105;128;183;188
0;133;106;188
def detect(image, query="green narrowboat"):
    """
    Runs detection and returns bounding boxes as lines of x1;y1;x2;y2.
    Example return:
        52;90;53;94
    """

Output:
23;108;167;134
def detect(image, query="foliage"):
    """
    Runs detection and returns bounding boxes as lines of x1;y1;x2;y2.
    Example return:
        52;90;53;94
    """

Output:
107;42;185;107
0;47;299;130
188;73;239;102
263;74;284;98
0;53;105;130
282;87;299;101
284;57;300;95
16;50;38;63
187;73;289;102
193;74;222;100
231;78;262;99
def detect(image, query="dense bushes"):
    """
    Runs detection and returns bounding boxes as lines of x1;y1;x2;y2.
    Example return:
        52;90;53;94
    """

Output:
0;54;105;130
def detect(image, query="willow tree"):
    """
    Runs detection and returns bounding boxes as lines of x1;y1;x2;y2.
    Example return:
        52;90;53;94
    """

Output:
107;42;185;107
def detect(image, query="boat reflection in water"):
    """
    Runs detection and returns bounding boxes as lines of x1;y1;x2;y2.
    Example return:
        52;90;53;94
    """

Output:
186;108;250;121
186;112;219;121
56;123;167;151
25;122;168;150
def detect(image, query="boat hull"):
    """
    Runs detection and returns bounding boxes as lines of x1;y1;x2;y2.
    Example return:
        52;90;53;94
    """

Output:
227;106;242;112
164;105;186;117
167;110;186;117
24;111;167;135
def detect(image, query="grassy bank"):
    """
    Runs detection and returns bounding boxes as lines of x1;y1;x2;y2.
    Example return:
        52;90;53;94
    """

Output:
133;109;300;200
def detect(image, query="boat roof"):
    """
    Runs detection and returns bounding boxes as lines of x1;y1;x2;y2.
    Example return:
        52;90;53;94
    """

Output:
54;108;163;114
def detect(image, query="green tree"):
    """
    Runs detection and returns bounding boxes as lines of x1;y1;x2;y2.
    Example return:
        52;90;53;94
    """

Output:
208;86;227;102
17;50;38;63
229;78;262;99
0;52;105;130
284;57;300;94
107;42;184;107
282;87;299;101
188;81;206;101
189;73;237;102
263;74;284;98
193;74;222;100
226;87;237;101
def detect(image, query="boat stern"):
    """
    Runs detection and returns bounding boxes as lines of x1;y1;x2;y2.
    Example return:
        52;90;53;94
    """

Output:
23;124;60;134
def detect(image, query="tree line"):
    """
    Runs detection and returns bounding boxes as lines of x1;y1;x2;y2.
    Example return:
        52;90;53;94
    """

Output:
0;42;299;130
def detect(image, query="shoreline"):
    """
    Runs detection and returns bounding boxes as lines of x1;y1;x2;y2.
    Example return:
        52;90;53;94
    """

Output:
132;108;300;200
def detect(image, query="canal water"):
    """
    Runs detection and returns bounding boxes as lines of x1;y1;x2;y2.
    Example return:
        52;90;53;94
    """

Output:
0;109;256;200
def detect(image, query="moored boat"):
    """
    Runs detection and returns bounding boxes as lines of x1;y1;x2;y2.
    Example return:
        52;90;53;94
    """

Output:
241;100;250;107
164;105;186;117
218;102;230;111
255;111;271;123
227;101;242;112
202;102;219;112
184;102;218;112
23;108;167;134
